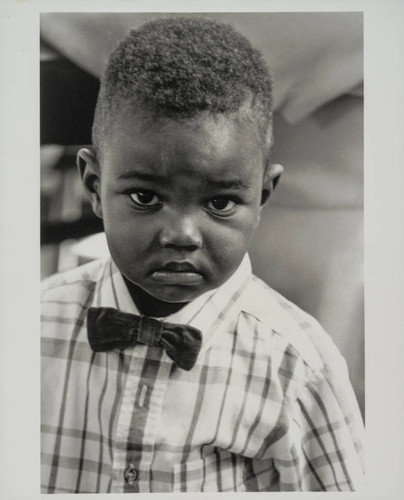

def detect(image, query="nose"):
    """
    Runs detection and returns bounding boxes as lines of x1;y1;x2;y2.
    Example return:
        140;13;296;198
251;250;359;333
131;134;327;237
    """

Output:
159;212;202;250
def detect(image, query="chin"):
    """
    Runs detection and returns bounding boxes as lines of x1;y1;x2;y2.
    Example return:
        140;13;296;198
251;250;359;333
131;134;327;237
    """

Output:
152;287;204;304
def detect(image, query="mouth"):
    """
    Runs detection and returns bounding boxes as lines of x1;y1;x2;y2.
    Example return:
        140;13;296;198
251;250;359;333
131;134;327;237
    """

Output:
151;261;204;285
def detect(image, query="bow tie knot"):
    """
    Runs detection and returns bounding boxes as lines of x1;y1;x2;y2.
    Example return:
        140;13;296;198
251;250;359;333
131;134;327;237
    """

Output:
87;307;202;371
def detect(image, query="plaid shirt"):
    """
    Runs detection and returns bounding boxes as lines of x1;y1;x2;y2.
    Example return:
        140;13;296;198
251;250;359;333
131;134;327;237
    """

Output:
41;255;364;493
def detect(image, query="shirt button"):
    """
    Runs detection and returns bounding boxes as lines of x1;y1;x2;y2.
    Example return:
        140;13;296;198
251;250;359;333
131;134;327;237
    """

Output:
124;463;138;484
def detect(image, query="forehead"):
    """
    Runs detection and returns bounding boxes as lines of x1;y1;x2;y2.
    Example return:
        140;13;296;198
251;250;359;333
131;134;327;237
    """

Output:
101;108;265;181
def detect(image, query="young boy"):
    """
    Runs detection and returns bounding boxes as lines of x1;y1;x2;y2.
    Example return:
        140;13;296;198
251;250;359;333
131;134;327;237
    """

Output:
41;17;364;493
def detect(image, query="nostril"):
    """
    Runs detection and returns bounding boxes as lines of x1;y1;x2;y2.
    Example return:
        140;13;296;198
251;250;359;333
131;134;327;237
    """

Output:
162;242;200;251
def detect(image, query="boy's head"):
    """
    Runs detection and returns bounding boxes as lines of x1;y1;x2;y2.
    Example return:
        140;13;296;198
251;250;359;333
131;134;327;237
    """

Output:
92;16;274;162
78;16;283;316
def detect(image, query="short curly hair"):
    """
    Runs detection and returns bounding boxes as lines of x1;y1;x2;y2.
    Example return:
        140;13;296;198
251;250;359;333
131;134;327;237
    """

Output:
92;16;273;161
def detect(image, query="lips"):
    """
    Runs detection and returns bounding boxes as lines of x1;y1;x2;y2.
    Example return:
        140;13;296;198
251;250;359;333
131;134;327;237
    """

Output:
151;261;203;285
160;262;199;273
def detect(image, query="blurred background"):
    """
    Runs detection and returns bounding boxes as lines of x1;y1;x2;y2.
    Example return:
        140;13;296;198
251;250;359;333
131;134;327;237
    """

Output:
40;12;364;415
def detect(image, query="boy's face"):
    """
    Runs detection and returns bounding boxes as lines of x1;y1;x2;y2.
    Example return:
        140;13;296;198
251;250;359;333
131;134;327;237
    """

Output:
79;109;282;314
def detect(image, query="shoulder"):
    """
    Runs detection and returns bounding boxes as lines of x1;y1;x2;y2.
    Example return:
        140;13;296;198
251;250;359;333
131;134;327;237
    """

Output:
41;259;110;345
239;274;349;381
41;258;107;304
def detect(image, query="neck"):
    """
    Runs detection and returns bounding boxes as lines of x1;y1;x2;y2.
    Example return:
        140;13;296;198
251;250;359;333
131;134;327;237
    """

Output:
122;277;188;317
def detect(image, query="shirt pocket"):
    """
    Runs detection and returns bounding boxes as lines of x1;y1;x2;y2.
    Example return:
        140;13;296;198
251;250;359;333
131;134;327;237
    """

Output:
173;450;247;492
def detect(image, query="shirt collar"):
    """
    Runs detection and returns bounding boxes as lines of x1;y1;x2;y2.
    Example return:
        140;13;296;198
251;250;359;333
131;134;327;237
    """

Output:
94;254;252;352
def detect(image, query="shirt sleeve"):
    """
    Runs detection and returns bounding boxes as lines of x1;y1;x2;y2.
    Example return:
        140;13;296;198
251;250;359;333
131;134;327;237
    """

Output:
270;364;365;491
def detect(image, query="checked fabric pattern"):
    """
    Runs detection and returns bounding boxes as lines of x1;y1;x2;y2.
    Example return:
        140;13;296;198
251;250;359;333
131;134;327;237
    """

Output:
41;255;364;493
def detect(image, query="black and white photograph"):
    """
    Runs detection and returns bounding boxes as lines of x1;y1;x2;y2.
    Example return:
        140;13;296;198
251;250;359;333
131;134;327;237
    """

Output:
1;1;404;499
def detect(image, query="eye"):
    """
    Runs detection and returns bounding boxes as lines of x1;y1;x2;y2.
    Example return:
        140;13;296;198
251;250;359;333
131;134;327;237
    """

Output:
205;197;237;216
130;190;161;208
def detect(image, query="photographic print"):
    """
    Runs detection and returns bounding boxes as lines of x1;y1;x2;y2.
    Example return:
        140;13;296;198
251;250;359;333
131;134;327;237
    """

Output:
40;11;364;493
1;1;404;499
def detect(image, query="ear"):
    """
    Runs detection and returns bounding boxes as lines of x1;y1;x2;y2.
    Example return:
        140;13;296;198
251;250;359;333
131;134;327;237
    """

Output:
261;163;284;206
77;148;103;219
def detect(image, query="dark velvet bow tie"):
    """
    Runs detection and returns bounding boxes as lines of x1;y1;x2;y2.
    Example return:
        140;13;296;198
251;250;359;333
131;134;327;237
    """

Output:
87;307;202;371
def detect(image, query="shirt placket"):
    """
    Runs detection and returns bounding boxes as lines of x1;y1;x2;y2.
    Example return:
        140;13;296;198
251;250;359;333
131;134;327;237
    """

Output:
110;345;172;493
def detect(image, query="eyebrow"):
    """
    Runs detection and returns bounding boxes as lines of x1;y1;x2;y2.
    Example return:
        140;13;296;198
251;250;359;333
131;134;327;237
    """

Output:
206;179;250;190
117;171;250;189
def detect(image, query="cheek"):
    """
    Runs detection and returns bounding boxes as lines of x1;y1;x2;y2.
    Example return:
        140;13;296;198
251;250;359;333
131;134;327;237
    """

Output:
106;221;152;255
206;217;257;263
102;194;150;238
204;235;249;286
102;207;155;263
